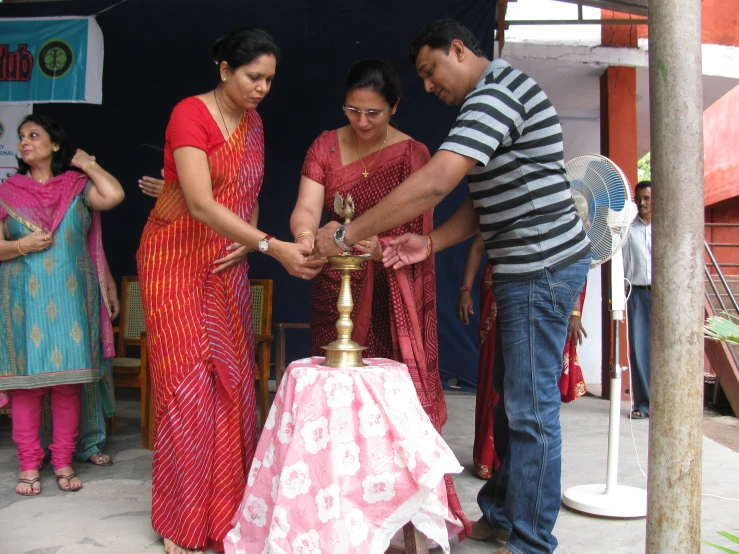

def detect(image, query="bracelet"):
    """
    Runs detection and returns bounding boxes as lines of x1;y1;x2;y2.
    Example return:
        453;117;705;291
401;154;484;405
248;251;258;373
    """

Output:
83;160;97;173
295;231;314;241
17;239;26;256
571;310;582;317
460;286;471;292
106;286;117;291
424;234;434;260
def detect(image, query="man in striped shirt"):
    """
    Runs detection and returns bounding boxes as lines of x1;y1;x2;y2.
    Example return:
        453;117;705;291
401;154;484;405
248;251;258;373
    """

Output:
313;19;590;554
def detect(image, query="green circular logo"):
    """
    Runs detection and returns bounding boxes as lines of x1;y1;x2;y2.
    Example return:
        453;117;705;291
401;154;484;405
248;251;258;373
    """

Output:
37;39;74;79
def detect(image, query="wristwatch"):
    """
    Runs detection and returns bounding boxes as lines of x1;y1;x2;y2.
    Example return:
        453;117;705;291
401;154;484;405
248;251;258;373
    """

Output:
333;225;351;251
258;234;273;253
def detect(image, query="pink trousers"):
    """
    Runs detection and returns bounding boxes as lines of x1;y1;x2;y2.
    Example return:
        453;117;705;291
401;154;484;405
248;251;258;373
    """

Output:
10;384;82;471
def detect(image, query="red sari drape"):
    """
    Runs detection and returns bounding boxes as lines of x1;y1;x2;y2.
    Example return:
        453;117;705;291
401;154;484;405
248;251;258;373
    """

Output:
303;130;469;532
136;107;262;552
473;265;587;479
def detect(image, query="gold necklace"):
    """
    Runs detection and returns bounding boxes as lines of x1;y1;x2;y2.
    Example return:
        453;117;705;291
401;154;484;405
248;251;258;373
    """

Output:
35;175;52;184
354;128;388;178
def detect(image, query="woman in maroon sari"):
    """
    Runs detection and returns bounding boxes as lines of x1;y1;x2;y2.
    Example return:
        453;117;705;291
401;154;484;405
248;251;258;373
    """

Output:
458;234;588;479
290;59;468;531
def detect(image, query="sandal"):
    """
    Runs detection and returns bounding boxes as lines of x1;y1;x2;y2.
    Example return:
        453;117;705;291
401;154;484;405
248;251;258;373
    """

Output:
56;472;83;492
631;409;648;419
16;478;41;496
88;452;113;466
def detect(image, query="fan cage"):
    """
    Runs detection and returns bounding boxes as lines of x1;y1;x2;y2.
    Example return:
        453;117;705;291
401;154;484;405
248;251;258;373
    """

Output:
566;154;634;267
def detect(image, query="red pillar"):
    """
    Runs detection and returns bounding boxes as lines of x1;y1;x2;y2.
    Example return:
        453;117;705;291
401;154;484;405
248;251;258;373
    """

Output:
600;12;639;400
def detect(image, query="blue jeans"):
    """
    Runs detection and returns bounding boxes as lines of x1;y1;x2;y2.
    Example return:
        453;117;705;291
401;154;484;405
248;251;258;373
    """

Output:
477;254;591;554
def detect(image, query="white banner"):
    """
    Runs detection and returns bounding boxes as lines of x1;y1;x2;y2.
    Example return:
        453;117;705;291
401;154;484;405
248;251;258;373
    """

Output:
0;103;32;184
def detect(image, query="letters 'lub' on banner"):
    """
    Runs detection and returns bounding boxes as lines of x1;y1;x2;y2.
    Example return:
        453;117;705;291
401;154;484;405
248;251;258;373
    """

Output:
0;17;103;104
0;104;32;184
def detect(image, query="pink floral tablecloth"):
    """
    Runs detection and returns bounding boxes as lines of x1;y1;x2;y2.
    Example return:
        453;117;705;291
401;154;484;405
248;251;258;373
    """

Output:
224;357;464;554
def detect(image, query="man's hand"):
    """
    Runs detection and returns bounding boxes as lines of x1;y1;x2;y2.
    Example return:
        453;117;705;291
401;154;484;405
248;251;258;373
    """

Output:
381;233;428;270
456;290;474;324
566;314;588;346
312;221;343;258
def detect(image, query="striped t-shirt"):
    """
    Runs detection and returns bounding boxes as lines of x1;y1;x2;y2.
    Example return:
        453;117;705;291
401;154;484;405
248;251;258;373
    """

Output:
440;59;590;281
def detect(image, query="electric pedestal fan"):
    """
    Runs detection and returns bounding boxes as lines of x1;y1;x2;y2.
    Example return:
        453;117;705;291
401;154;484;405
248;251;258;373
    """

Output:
560;154;646;518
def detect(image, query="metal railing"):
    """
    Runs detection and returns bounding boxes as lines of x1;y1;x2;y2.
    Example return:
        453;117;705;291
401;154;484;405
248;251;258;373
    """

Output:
704;241;739;315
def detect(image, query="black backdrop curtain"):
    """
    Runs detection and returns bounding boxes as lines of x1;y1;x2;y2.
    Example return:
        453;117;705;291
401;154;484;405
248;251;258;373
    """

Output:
0;0;495;388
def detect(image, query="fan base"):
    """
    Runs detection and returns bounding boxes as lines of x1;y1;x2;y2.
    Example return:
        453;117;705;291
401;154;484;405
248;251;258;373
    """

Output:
562;484;647;518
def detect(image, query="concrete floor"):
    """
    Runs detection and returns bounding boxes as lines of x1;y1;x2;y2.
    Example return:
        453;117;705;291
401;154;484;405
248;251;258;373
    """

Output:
1;390;738;554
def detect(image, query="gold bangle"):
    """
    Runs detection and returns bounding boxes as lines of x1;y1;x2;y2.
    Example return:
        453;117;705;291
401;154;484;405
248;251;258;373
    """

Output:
571;310;582;317
17;240;26;256
295;231;314;241
83;160;97;172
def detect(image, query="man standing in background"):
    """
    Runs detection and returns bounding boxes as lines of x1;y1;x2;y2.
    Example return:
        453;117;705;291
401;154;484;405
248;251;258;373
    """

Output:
623;180;652;419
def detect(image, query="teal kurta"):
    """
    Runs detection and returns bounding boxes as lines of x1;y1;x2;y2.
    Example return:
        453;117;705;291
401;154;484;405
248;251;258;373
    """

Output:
0;195;105;389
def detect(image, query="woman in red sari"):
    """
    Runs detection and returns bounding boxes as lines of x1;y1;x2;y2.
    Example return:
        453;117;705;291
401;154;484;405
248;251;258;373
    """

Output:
290;59;468;531
137;28;323;554
458;234;588;479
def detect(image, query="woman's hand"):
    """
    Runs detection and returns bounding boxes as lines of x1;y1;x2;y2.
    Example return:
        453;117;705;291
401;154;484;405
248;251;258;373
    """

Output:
19;233;52;253
566;314;588;345
139;169;165;198
70;149;97;172
456;290;474;324
295;234;315;252
212;243;250;274
106;287;120;320
381;233;428;270
274;241;325;280
353;235;382;261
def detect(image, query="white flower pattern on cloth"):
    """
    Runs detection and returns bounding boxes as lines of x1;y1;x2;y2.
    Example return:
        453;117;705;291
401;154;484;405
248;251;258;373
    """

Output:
270;505;290;540
315;483;341;523
393;439;418;470
323;373;355;409
333;441;361;477
362;472;396;503
344;508;370;547
244;494;269;528
247;459;261;487
293;365;319;392
280;460;311;499
301;416;330;454
262;441;275;468
358;403;388;438
292;529;322;554
271;474;280;502
277;412;295;444
264;404;277;430
329;407;355;444
224;357;465;554
383;376;415;414
229;522;242;541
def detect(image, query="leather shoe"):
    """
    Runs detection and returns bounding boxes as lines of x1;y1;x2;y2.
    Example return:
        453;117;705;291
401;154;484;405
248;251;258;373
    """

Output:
469;516;512;542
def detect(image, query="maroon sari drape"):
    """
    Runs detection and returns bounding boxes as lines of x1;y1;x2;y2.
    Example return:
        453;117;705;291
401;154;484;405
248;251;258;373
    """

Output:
303;130;469;532
473;265;587;479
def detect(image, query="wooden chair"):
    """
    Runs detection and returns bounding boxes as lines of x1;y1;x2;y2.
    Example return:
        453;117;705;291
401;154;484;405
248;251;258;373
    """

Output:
111;276;149;447
275;322;310;389
250;279;274;428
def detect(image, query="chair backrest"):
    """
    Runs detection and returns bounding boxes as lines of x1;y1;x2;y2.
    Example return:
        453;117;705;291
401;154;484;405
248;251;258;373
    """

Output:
118;276;146;353
250;279;273;337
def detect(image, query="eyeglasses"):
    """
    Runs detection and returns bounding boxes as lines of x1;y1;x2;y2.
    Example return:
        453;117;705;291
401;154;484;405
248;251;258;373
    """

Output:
343;104;391;120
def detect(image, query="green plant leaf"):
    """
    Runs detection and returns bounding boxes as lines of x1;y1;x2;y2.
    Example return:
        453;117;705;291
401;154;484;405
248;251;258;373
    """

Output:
700;539;739;554
718;531;739;545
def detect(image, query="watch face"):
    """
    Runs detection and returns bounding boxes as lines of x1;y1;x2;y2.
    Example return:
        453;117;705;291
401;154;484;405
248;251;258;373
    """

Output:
258;239;269;252
334;227;346;241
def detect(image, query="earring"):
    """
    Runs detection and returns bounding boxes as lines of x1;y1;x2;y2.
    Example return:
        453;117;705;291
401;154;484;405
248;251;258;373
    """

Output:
53;147;59;152
222;77;227;83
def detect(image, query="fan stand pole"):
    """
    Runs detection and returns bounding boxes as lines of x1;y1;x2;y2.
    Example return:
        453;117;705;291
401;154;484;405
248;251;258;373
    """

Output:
562;255;647;518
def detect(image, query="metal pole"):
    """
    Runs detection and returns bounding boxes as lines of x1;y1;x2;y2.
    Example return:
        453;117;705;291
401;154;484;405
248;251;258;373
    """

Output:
647;0;704;552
